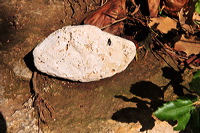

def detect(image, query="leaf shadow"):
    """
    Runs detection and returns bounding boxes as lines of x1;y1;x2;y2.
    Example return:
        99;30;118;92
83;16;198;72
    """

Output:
162;66;186;96
0;112;7;133
112;81;164;131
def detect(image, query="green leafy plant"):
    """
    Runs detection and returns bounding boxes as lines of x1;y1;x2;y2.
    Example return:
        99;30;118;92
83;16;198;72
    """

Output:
154;70;200;132
195;0;200;14
190;70;200;94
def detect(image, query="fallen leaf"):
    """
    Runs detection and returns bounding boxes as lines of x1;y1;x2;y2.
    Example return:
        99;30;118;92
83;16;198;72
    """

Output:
148;16;177;33
148;0;160;17
179;8;194;33
163;0;189;17
193;12;200;26
84;0;126;36
174;35;200;56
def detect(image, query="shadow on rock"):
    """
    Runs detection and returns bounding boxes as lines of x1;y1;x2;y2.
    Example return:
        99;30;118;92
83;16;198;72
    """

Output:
24;50;37;72
112;81;164;131
0;5;18;50
0;112;7;133
162;66;186;96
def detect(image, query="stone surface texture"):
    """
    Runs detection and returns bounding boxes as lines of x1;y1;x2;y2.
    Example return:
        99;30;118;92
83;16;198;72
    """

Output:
33;25;136;82
13;59;32;81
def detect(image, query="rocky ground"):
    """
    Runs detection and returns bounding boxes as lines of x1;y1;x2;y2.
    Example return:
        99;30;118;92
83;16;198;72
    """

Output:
0;0;195;132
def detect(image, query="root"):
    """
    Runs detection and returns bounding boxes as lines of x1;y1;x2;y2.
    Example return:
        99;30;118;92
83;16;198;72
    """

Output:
32;71;55;123
34;95;55;123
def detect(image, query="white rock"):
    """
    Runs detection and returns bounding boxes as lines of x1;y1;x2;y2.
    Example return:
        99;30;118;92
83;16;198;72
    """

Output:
33;25;136;82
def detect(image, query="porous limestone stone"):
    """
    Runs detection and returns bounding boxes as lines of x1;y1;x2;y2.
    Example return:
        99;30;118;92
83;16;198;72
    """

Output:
33;25;136;82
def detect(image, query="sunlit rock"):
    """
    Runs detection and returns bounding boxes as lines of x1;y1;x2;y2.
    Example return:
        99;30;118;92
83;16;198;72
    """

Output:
33;25;136;82
13;59;32;81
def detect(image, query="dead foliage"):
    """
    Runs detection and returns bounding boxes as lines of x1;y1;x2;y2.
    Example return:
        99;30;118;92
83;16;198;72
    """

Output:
148;0;160;17
147;0;190;17
163;0;189;17
31;0;200;124
83;0;200;68
84;0;127;35
84;0;147;42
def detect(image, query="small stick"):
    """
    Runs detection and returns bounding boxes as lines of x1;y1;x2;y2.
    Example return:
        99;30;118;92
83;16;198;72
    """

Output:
32;71;39;96
101;17;127;30
31;71;55;123
101;0;107;6
130;0;137;6
101;0;141;30
130;4;140;16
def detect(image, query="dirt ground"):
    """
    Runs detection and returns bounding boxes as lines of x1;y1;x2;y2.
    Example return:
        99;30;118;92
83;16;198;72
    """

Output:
0;0;195;133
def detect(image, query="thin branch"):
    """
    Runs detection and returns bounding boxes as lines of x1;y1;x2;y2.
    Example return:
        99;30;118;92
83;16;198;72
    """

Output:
31;71;55;123
101;0;107;6
131;4;140;16
101;17;127;30
32;71;39;96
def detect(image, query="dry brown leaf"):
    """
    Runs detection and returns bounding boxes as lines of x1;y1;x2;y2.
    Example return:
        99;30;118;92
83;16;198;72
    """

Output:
178;6;194;33
148;0;160;18
163;0;189;17
148;16;177;33
193;12;200;22
174;35;200;56
193;12;200;28
84;0;126;36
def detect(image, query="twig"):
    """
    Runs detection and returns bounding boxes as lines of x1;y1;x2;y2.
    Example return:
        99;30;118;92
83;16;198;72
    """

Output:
101;0;142;30
101;0;107;6
130;3;140;16
148;28;182;71
101;17;127;30
127;16;146;26
130;0;137;6
32;71;39;96
31;71;55;123
193;100;200;107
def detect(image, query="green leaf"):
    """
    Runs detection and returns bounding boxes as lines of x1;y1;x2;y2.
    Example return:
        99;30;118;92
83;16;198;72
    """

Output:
190;108;200;133
189;70;200;94
174;112;191;130
195;2;200;14
193;70;200;79
154;98;195;130
154;98;194;120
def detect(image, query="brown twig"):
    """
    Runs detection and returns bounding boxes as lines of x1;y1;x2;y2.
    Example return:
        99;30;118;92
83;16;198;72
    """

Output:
151;31;182;71
32;71;39;96
101;0;107;6
32;71;55;123
127;16;146;26
101;1;141;30
130;0;137;6
130;2;140;16
101;17;127;30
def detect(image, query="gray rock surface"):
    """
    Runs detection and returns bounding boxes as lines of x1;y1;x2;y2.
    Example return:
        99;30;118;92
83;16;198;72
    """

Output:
33;25;136;82
13;59;32;81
